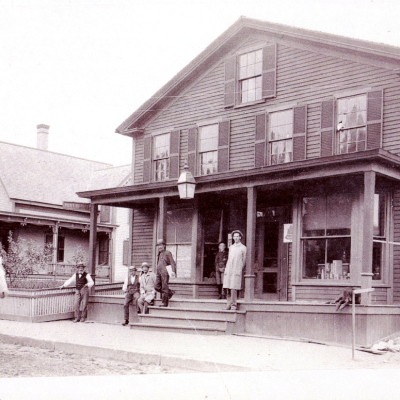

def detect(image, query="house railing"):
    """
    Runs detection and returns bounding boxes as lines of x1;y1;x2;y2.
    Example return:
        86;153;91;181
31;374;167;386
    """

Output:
0;282;123;322
39;263;110;278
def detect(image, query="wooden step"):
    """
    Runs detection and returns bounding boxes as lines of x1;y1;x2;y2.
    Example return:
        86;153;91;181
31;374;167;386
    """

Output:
154;298;238;311
138;314;229;330
129;322;226;335
148;306;244;322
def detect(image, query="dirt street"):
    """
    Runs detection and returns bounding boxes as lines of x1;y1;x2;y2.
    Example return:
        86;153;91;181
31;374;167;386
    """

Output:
0;342;193;378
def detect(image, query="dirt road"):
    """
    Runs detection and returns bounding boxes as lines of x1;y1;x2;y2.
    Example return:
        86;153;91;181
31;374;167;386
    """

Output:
0;342;193;378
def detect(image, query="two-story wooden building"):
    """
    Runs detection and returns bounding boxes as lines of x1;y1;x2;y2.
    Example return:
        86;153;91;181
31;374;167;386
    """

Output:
79;17;400;344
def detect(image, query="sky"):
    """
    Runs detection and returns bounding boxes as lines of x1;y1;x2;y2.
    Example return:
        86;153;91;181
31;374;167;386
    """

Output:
0;0;399;166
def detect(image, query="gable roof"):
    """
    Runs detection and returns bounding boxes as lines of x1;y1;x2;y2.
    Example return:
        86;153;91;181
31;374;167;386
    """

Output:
116;16;400;135
0;141;112;206
86;164;132;191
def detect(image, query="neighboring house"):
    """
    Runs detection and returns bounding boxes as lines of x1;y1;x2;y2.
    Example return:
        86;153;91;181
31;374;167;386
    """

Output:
79;17;400;341
0;124;130;282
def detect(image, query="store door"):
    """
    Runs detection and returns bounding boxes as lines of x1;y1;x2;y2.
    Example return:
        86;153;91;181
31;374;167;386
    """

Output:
256;207;289;301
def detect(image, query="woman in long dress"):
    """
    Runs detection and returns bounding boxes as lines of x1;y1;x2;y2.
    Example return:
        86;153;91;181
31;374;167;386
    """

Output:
0;256;9;298
223;230;247;310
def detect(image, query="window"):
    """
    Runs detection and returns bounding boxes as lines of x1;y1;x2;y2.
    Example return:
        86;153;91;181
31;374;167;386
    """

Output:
301;194;353;280
166;207;192;279
99;236;109;265
224;44;276;108
199;124;218;175
153;133;170;181
269;109;293;165
239;50;262;104
57;236;65;263
372;193;386;280
337;94;367;154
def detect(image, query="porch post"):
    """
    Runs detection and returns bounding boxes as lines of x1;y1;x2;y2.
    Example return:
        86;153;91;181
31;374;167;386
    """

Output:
157;196;167;242
361;171;375;305
52;223;59;274
245;186;257;301
88;203;98;292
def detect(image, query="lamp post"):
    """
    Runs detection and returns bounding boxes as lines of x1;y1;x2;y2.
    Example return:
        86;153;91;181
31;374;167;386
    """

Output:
177;164;196;199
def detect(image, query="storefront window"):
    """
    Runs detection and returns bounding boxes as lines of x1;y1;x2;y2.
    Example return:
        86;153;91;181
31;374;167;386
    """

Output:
302;193;352;280
373;193;386;280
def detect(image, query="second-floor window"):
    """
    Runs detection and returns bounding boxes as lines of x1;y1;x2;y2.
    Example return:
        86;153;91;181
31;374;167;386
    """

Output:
269;109;293;165
239;50;262;104
153;133;170;181
337;94;367;154
199;124;218;175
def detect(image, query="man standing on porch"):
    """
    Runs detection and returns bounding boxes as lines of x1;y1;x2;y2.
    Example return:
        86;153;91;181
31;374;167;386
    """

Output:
155;239;176;307
223;230;247;311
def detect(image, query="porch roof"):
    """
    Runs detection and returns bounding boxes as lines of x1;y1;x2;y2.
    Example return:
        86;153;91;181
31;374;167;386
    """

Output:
0;211;114;233
77;149;400;206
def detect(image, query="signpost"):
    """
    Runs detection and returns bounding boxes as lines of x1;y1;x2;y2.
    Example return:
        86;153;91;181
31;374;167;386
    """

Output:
352;288;374;360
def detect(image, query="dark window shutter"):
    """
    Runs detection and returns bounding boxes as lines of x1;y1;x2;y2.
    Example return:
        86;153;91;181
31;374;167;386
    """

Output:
367;90;383;149
100;205;111;222
123;239;129;266
224;56;236;108
218;121;230;173
169;130;180;179
320;100;335;157
293;105;307;161
262;44;276;99
143;136;152;183
255;113;267;167
187;127;198;176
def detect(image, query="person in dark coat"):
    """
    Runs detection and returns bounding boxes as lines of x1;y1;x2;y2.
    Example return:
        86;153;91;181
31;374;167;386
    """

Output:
215;242;228;299
122;265;141;326
60;262;94;323
154;239;176;307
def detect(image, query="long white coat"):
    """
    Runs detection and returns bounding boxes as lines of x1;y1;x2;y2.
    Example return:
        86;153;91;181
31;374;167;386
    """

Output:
0;264;9;298
223;242;247;290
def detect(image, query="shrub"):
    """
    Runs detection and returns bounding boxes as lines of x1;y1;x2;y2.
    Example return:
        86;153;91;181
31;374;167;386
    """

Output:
2;231;52;284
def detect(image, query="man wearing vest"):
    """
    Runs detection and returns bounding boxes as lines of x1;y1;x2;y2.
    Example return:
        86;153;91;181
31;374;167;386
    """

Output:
138;262;156;314
154;239;176;307
60;262;94;322
122;265;140;326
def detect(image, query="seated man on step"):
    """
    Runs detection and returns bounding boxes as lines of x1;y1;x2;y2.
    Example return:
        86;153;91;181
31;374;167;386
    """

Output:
138;262;157;314
122;265;140;326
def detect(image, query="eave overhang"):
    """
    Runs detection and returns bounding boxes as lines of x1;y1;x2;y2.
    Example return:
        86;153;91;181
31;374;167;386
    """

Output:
77;149;400;206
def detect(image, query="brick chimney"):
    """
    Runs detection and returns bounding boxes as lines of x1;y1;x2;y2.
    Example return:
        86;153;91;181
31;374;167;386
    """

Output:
37;124;49;151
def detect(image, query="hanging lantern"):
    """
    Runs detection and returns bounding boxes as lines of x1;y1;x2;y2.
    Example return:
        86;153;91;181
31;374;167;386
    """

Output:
177;164;196;199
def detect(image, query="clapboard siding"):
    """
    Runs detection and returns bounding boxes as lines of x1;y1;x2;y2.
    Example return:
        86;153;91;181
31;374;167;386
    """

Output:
134;37;400;183
393;188;400;304
132;208;155;267
371;288;388;305
295;286;346;302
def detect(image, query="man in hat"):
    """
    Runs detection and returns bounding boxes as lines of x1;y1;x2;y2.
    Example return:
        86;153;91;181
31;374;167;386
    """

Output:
215;241;228;299
154;239;176;307
138;262;156;314
223;230;247;311
60;262;94;322
122;265;140;326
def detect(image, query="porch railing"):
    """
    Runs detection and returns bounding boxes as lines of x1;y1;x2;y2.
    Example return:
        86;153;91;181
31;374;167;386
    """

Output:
0;282;123;322
39;263;110;278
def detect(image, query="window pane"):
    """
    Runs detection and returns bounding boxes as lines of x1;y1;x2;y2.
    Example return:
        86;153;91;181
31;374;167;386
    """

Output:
326;193;352;235
373;242;382;280
154;133;170;159
154;159;169;181
166;208;192;243
199;124;218;152
200;151;217;175
302;197;325;236
373;193;385;237
303;239;326;278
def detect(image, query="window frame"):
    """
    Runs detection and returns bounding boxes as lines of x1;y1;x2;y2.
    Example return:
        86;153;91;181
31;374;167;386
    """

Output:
238;49;263;105
300;193;354;281
98;235;110;266
152;132;170;182
336;93;367;155
198;123;219;176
